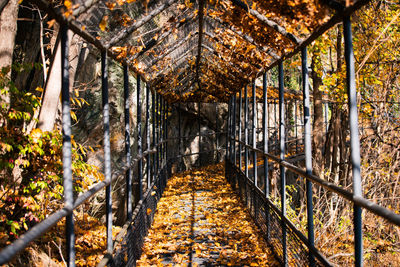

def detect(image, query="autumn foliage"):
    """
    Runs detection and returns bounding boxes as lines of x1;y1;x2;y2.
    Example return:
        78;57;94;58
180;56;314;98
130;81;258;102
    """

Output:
138;163;278;266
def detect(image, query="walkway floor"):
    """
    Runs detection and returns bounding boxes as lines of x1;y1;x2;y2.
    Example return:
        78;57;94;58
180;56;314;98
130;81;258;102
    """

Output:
137;163;278;266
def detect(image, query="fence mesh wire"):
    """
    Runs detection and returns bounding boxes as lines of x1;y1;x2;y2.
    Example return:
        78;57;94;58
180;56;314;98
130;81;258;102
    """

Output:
107;152;331;266
111;164;168;266
226;161;329;267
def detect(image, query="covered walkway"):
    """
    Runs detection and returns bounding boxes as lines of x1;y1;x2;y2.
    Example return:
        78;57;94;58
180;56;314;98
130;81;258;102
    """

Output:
138;163;277;266
0;0;400;266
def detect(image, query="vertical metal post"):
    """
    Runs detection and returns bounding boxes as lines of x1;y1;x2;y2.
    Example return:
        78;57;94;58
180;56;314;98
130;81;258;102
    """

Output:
302;47;315;266
164;98;167;169
279;62;287;266
123;65;132;221
238;89;242;171
101;51;113;255
232;95;237;165
146;84;151;187
61;25;75;267
286;103;289;147
160;97;164;168
344;16;363;267
252;81;257;187
244;86;249;177
215;103;218;161
262;72;270;240
198;102;201;165
137;76;143;201
152;91;156;184
360;102;364;135
158;94;161;174
226;97;231;162
178;103;181;168
324;102;329;135
274;99;278;153
165;101;169;175
155;93;159;178
295;99;298;154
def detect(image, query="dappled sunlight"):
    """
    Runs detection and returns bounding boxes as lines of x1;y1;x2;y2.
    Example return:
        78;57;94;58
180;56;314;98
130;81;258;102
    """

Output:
138;163;278;266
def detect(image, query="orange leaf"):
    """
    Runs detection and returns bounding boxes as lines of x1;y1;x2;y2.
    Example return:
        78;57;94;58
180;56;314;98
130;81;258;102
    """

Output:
99;15;108;32
106;2;116;10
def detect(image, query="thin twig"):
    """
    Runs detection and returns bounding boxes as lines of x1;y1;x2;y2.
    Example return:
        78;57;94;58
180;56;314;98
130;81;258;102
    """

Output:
52;240;67;266
37;9;47;83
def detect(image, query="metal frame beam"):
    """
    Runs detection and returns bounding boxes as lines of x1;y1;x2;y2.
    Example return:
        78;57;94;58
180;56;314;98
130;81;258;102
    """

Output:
278;61;287;266
128;10;197;64
201;45;252;82
61;25;75;267
149;47;196;81
203;32;263;70
137;76;143;201
302;47;315;266
143;31;199;73
106;0;178;47
343;15;363;267
229;0;301;44
123;65;133;221
206;15;280;59
196;0;205;90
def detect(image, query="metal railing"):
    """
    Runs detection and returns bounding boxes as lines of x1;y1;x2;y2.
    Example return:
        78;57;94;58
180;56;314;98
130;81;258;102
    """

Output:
3;0;398;266
0;21;226;267
225;15;400;267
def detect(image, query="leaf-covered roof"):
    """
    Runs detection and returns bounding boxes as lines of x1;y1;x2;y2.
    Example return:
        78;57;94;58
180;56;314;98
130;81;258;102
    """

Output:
34;0;369;102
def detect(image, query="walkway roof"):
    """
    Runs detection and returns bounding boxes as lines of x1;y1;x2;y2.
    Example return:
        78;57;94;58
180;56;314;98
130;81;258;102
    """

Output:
33;0;369;102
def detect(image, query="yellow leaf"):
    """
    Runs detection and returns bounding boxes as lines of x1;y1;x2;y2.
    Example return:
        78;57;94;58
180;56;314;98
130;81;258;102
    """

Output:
99;15;108;32
30;128;43;143
106;2;116;10
71;111;78;122
47;19;56;29
64;0;72;9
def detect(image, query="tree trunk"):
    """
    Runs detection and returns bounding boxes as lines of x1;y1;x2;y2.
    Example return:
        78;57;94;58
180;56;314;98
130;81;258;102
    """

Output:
0;0;18;70
311;53;325;175
37;31;62;132
0;0;18;115
331;109;341;182
37;30;86;132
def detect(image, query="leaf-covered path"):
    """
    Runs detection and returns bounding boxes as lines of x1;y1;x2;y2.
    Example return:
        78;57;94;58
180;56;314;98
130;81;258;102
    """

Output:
137;163;278;266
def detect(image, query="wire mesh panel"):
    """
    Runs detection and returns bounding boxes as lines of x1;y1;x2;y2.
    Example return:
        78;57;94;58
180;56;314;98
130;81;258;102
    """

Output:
111;164;168;266
109;112;225;266
2;0;400;266
226;161;330;267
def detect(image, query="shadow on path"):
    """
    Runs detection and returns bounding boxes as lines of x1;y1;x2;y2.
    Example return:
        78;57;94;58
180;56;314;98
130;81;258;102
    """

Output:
137;163;278;266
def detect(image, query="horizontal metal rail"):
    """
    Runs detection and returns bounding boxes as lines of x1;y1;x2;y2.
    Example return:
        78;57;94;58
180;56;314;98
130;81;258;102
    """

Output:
232;138;400;226
171;147;225;160
0;128;224;264
262;0;371;74
97;163;169;267
230;163;332;266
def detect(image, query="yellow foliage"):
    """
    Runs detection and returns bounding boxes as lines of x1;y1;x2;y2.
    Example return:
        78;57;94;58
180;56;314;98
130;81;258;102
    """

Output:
99;15;108;32
138;163;278;266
